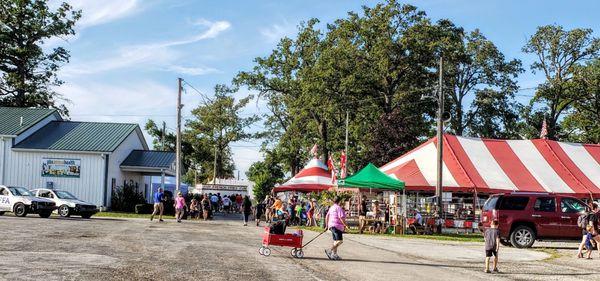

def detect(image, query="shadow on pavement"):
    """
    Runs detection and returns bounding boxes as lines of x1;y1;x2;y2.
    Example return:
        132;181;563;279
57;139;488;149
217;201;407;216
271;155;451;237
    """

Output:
300;256;479;269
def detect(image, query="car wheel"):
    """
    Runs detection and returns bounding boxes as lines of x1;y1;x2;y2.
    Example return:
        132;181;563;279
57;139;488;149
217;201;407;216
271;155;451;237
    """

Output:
14;203;28;217
510;225;536;248
0;211;5;216
58;205;71;217
39;211;52;218
81;214;92;219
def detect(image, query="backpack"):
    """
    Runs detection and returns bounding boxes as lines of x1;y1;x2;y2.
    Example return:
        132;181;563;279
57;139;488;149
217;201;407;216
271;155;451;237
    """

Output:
578;213;590;229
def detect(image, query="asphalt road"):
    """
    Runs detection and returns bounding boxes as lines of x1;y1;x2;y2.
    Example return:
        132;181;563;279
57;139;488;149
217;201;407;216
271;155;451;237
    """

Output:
1;214;599;281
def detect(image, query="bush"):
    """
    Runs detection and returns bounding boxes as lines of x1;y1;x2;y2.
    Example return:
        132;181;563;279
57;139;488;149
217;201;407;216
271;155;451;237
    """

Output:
111;183;146;212
135;204;154;214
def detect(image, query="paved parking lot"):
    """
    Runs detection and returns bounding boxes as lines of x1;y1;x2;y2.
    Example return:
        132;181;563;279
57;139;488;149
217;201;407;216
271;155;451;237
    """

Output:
1;214;600;281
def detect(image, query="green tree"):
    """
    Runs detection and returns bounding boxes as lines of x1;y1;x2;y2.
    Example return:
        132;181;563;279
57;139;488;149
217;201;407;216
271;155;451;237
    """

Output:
445;29;523;138
0;0;80;114
246;150;284;201
562;59;600;143
522;24;600;140
186;84;258;180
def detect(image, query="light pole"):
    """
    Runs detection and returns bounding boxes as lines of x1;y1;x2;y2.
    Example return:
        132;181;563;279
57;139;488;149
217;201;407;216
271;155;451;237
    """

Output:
176;78;183;192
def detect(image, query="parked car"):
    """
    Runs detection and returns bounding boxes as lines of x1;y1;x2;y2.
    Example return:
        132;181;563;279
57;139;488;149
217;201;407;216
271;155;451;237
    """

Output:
480;192;588;248
0;185;56;218
31;188;99;219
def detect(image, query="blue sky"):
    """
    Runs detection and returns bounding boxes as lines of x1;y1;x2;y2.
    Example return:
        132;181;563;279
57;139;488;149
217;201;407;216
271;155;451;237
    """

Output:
54;0;600;180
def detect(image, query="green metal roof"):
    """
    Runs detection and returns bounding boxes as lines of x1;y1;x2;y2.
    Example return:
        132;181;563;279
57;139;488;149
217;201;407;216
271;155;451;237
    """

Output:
0;107;59;135
120;150;175;168
14;121;139;152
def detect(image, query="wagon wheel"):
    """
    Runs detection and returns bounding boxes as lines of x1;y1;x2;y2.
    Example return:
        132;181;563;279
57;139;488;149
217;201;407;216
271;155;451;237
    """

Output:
295;250;304;259
290;248;297;257
263;248;271;256
259;246;265;255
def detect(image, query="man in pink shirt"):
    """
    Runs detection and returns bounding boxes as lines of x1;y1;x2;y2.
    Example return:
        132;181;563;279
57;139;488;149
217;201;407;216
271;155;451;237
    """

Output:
325;196;348;260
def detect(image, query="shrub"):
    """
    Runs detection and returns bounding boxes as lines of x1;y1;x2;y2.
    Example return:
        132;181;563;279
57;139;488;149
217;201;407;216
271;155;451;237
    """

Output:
135;204;154;214
111;183;146;212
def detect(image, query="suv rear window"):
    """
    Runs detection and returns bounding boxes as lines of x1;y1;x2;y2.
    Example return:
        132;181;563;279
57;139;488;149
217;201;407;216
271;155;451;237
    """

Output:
483;196;500;211
498;196;529;211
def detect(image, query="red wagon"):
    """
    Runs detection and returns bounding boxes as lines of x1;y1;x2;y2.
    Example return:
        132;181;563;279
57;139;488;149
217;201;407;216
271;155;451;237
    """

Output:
258;227;306;258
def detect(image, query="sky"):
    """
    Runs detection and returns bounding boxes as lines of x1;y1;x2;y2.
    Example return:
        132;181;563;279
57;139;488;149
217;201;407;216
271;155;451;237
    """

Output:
52;0;600;181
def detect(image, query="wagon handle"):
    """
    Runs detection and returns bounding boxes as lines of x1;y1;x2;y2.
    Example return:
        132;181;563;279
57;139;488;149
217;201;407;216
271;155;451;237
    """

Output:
301;229;328;248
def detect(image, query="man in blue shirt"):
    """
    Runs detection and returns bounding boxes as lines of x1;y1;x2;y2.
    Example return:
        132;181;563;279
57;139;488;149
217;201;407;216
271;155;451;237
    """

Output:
150;188;165;222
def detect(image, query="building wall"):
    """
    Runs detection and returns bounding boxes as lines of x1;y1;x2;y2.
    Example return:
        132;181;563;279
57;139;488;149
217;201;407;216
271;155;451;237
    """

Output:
3;149;106;206
105;131;146;206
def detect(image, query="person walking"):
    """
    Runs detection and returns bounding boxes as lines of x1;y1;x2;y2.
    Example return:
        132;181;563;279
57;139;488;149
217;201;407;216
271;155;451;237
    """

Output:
306;199;316;227
174;192;187;223
150;187;165;222
201;194;211;220
484;220;500;273
210;193;218;212
255;201;265;226
358;195;367;233
324;196;348;260
242;195;253;226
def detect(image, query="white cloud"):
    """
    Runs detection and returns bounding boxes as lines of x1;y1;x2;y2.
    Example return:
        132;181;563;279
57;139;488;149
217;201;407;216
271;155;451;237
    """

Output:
70;0;141;29
260;21;297;43
61;19;231;76
44;0;141;46
165;65;221;76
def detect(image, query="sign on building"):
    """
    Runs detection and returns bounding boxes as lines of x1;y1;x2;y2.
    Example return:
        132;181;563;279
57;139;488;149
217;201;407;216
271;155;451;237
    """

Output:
42;158;81;178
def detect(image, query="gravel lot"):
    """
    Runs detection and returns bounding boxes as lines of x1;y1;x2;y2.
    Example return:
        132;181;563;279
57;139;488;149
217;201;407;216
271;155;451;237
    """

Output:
1;214;600;281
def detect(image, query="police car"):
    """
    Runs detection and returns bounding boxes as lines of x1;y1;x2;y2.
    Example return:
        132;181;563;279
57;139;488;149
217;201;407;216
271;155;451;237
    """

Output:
31;188;99;218
0;185;57;218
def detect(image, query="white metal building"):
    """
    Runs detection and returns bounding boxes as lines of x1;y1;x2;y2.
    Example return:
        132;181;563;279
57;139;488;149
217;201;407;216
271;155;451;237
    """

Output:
0;107;175;208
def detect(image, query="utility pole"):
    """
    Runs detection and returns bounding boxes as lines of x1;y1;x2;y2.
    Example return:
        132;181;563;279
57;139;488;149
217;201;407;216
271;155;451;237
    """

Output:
176;78;183;192
161;121;166;151
435;56;444;234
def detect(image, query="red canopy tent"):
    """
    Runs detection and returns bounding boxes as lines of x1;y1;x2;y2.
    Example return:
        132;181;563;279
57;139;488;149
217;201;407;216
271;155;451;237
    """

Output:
273;158;333;193
379;134;600;198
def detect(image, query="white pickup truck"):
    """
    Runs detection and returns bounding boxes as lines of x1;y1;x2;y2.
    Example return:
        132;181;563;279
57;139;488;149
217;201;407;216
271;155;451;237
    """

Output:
0;185;57;218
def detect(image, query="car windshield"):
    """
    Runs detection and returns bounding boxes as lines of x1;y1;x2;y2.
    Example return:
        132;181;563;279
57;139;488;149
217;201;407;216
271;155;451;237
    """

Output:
8;187;33;196
55;190;77;200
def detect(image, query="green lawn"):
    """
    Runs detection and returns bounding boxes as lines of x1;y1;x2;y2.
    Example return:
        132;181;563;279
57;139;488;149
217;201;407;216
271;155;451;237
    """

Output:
293;225;483;242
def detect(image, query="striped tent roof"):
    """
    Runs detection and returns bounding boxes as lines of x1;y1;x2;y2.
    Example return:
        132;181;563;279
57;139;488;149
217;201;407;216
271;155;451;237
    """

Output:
379;134;600;196
274;158;333;193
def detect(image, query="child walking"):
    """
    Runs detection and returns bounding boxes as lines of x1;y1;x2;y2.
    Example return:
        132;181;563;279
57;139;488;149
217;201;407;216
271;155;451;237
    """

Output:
584;224;596;259
174;192;187;223
484;220;500;273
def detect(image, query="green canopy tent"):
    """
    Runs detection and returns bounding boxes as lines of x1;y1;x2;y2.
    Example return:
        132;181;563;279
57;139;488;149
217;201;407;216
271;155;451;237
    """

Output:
338;163;405;191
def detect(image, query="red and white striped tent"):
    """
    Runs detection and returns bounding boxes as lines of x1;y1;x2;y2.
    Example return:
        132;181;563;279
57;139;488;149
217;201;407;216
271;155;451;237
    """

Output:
273;158;333;193
380;134;600;197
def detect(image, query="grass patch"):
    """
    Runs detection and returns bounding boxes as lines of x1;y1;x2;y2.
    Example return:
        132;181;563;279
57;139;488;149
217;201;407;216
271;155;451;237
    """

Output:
293;225;483;242
534;247;562;261
95;211;174;219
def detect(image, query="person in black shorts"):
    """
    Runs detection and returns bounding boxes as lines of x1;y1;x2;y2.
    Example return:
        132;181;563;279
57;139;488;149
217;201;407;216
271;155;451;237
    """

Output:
484;220;500;273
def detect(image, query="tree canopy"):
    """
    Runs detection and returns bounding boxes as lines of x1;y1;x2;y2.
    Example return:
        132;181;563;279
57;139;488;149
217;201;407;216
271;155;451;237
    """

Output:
0;0;80;115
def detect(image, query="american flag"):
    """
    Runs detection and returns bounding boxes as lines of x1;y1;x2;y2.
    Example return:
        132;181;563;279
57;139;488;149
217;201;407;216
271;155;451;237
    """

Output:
540;118;548;139
327;155;338;184
340;150;347;179
309;144;318;158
